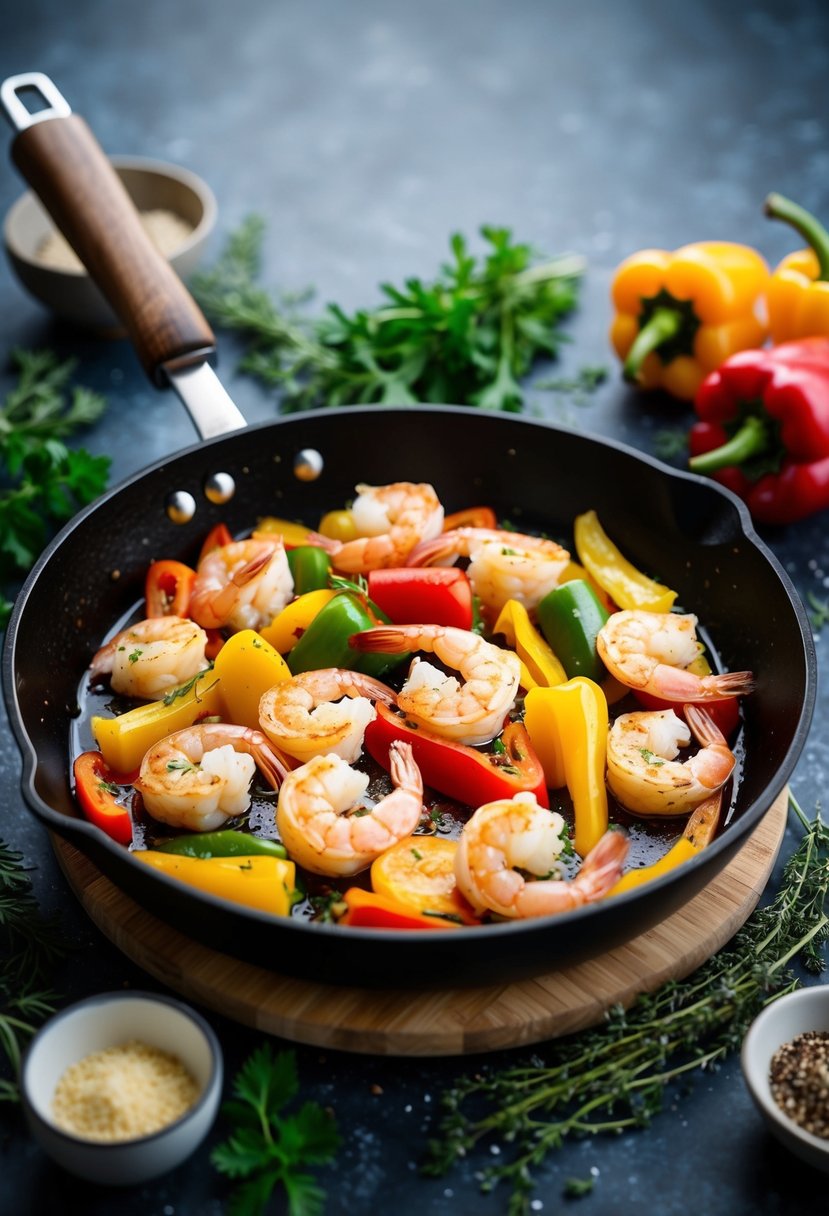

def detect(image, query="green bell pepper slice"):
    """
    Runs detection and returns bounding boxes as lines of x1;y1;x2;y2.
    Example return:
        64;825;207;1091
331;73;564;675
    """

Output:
537;579;609;683
287;590;408;678
286;545;332;596
156;830;287;860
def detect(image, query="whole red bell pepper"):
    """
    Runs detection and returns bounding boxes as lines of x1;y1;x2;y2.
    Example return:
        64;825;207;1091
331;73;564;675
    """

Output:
364;703;549;808
688;338;829;524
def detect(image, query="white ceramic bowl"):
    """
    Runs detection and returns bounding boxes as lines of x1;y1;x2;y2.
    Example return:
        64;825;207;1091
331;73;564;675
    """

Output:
20;990;223;1185
3;155;216;333
741;986;829;1173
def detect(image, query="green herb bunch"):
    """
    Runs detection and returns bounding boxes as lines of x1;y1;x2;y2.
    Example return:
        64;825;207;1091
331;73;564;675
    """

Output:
0;350;110;629
0;840;67;1101
194;218;583;414
212;1043;340;1216
425;795;829;1214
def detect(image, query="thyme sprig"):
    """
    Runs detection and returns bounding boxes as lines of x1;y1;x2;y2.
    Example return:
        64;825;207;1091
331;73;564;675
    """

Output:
424;795;829;1214
193;217;583;414
0;840;68;1101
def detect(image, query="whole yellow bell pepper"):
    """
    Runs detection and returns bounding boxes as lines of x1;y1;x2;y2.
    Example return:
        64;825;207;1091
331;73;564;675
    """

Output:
764;193;829;342
134;851;297;916
212;630;291;730
493;599;567;688
259;588;336;653
91;671;222;774
609;790;722;896
574;510;676;613
524;678;609;858
610;241;769;400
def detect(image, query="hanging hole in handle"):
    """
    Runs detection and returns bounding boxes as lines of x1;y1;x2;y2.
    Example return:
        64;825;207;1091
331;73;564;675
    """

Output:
1;72;72;133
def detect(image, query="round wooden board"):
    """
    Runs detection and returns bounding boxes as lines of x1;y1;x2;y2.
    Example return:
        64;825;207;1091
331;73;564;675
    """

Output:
51;790;788;1057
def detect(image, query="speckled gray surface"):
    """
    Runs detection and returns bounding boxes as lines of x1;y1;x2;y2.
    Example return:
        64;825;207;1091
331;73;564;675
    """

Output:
1;1;829;1213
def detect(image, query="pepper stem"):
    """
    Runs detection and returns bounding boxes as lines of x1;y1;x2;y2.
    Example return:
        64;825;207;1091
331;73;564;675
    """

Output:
688;416;770;474
623;308;684;382
764;192;829;281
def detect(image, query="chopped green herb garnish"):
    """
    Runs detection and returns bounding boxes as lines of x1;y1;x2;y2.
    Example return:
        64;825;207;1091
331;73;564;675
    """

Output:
127;649;142;664
96;779;120;796
166;759;197;773
639;747;665;767
411;847;423;861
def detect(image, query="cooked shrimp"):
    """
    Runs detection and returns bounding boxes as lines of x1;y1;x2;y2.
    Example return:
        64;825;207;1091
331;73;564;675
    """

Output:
89;616;208;701
596;609;754;701
308;482;444;572
351;624;521;746
407;526;569;614
454;790;628;919
258;668;397;765
136;723;289;832
276;740;423;876
189;538;293;632
606;705;736;817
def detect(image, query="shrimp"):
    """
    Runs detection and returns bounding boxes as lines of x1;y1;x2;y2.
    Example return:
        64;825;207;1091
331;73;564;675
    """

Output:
189;537;293;632
258;668;397;765
351;624;521;746
308;482;444;572
596;609;754;701
605;705;736;817
407;526;569;614
135;723;290;832
89;616;209;701
276;740;423;877
454;790;629;919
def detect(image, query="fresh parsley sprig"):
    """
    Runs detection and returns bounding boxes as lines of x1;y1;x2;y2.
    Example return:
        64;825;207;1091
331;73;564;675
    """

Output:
194;218;584;414
212;1043;340;1216
0;350;110;629
424;794;829;1214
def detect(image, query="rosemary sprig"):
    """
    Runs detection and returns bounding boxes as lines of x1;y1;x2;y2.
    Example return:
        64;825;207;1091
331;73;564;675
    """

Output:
424;795;829;1214
193;217;583;414
0;840;67;1100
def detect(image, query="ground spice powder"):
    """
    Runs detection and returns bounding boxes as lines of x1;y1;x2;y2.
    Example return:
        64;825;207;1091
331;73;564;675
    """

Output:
51;1039;199;1142
769;1030;829;1139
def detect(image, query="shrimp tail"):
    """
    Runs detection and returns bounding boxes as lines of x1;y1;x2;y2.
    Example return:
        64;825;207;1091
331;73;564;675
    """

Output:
304;531;341;556
701;670;755;698
577;830;630;897
251;735;292;790
406;534;457;567
684;704;727;749
387;739;423;801
349;626;411;655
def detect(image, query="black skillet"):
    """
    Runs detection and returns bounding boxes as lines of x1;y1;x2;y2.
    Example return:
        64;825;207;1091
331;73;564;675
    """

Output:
1;76;817;987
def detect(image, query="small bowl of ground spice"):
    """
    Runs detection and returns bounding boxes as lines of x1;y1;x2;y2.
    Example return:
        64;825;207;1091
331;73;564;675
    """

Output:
3;155;216;333
20;990;222;1185
742;986;829;1173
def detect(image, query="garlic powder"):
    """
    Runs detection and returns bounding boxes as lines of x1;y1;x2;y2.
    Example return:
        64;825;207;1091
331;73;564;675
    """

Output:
51;1039;199;1141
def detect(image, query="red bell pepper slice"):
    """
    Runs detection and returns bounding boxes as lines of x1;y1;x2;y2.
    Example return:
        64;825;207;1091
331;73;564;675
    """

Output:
364;703;549;808
145;560;196;618
73;751;134;845
366;568;473;630
198;522;234;563
443;506;497;531
340;888;460;929
632;689;741;739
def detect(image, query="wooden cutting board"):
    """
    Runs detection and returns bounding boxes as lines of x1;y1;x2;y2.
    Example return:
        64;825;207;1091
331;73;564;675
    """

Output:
52;789;788;1057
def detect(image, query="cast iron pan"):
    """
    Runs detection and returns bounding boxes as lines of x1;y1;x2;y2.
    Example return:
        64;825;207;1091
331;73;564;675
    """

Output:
0;76;817;988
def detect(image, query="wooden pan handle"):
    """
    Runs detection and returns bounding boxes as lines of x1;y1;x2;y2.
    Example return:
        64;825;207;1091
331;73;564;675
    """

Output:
12;114;215;382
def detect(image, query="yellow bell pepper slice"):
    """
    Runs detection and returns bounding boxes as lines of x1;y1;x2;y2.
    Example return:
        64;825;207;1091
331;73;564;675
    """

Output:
524;678;609;858
609;790;722;896
574;510;677;613
493;599;567;688
134;852;297;916
254;517;312;546
212;630;291;730
259;589;336;654
91;671;222;774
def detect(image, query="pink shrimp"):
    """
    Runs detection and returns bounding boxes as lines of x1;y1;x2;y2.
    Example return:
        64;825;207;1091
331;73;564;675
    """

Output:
308;482;444;572
89;616;208;701
189;537;293;633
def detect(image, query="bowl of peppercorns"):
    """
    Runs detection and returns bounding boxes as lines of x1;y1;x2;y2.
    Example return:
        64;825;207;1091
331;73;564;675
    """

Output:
742;987;829;1172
